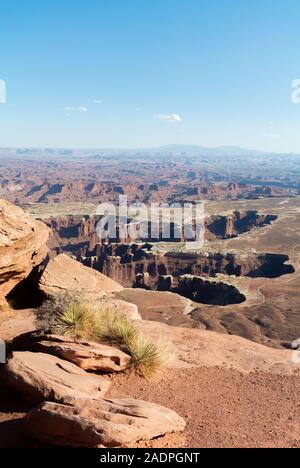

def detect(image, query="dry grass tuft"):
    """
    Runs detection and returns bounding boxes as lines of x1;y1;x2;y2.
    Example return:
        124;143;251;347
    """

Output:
36;291;168;378
128;336;168;378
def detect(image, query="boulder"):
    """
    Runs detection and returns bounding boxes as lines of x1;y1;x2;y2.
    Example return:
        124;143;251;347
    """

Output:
0;200;50;301
11;330;47;351
38;254;123;298
30;335;131;373
101;298;142;320
25;398;186;448
0;351;111;404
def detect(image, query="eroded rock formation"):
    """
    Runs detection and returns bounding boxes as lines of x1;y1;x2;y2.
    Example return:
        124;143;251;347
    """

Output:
14;334;132;373
81;244;293;293
25;398;186;448
0;200;50;305
38;254;123;298
1;351;111;404
0;155;294;207
42;210;278;253
35;210;291;307
174;275;246;305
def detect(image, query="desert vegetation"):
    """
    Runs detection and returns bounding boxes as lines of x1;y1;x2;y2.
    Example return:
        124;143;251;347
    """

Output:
35;291;167;378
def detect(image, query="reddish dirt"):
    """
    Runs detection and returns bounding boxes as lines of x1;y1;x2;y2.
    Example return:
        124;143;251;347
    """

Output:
109;367;300;448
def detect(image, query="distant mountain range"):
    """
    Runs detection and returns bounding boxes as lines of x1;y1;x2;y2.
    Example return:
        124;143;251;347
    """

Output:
0;144;298;159
134;145;277;157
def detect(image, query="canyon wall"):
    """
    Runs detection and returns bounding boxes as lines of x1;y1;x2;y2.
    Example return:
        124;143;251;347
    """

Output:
43;210;278;252
81;244;294;289
40;210;295;307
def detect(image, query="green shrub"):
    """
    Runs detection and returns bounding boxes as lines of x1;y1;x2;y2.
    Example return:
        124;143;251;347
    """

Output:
128;336;167;379
51;302;95;340
35;291;167;378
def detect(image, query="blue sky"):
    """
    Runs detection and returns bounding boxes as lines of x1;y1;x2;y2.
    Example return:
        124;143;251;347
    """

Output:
0;0;300;151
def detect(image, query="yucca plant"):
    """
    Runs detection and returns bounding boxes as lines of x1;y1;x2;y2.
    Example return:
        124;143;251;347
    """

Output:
36;290;168;378
51;302;95;340
105;313;139;349
128;337;166;379
100;310;167;378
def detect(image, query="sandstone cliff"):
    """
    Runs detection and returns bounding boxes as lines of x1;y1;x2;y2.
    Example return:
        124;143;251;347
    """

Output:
0;200;50;306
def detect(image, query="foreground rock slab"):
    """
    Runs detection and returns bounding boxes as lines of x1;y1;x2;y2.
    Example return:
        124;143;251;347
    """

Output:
38;254;123;298
1;352;111;404
135;320;297;375
25;398;186;447
30;335;132;373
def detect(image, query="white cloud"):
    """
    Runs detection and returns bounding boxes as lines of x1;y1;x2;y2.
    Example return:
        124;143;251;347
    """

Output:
93;99;102;104
0;79;6;104
261;132;280;139
155;113;183;123
291;79;300;104
63;106;88;113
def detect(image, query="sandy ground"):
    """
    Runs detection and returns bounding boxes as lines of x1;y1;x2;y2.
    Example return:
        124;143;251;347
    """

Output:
108;367;300;448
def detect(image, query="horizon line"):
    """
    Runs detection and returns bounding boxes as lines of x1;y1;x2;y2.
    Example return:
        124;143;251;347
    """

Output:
0;143;298;156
